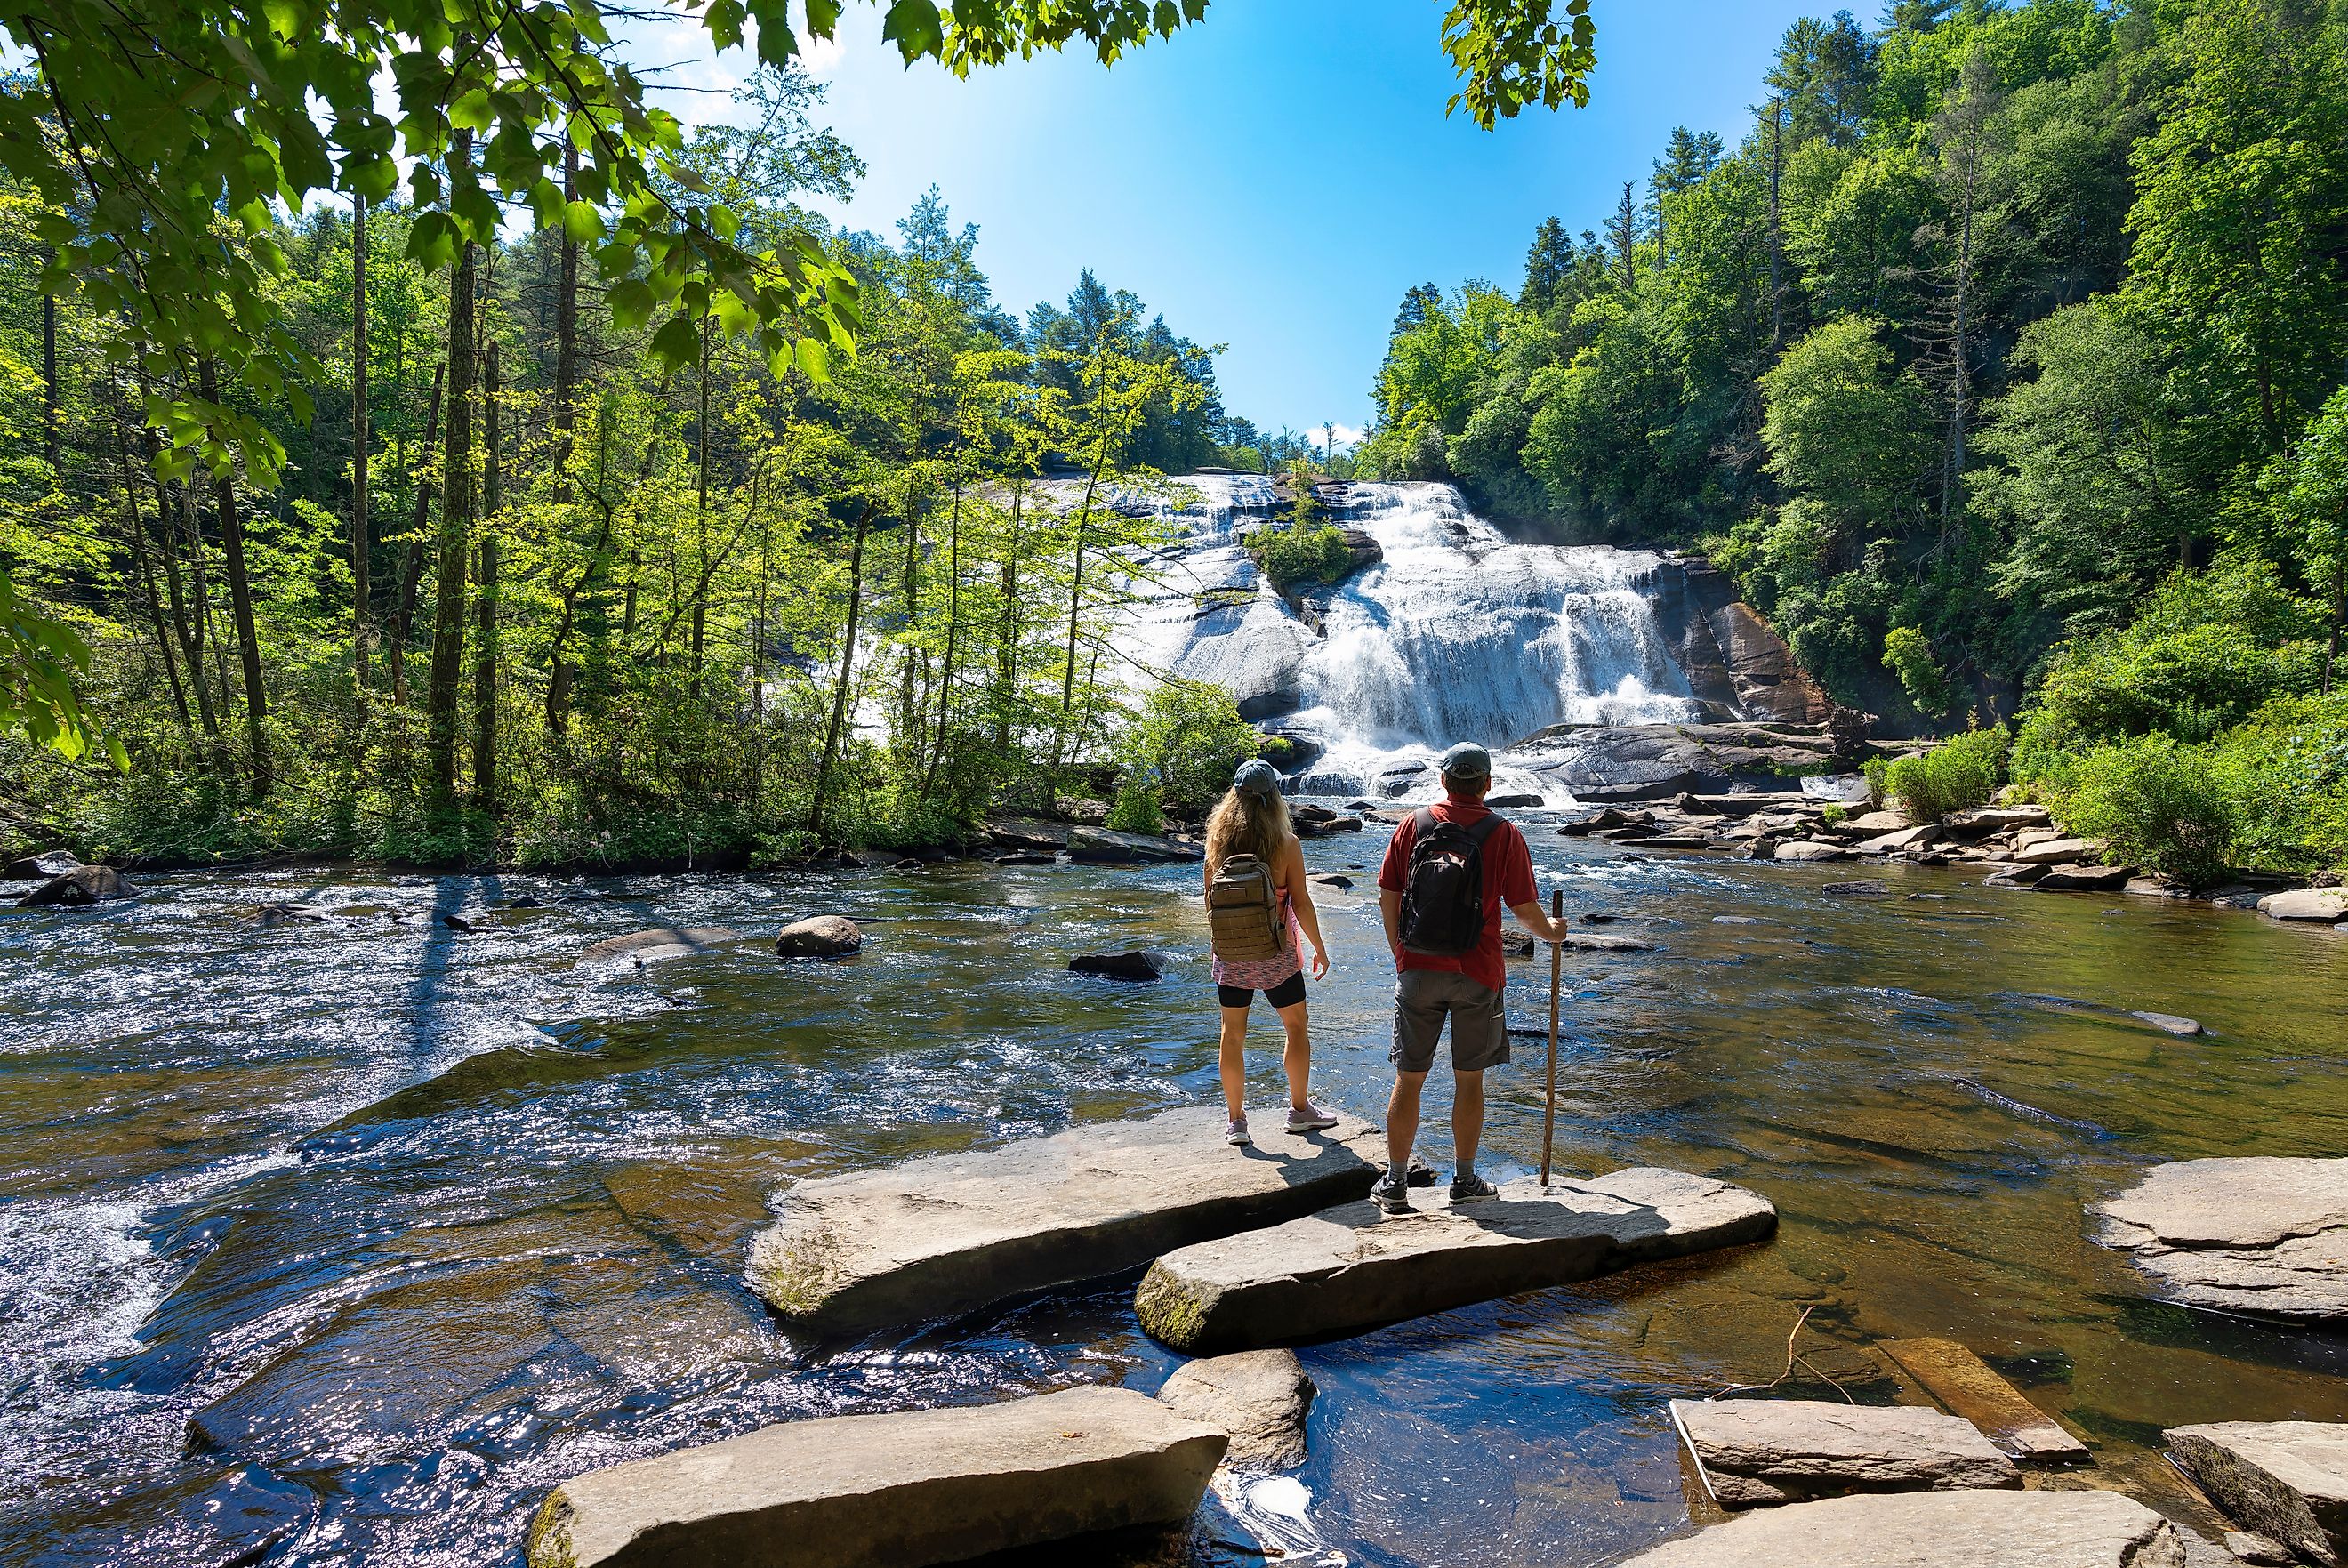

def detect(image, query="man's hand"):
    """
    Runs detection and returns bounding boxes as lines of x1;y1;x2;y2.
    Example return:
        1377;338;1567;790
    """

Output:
1379;887;1406;968
1508;900;1572;945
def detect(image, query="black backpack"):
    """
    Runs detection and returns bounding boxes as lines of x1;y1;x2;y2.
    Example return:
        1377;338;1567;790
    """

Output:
1399;808;1505;956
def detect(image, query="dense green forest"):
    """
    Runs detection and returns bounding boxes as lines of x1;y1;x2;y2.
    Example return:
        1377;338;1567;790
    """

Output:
1360;0;2348;875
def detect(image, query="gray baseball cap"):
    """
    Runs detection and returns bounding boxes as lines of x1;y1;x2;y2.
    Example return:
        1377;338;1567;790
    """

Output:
1438;742;1492;780
1233;758;1283;799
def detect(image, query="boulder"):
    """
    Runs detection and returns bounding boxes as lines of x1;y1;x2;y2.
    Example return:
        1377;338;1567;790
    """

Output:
2095;1158;2348;1320
1878;1339;2088;1466
985;819;1068;853
2015;838;2098;865
1858;826;1942;854
1564;933;1657;953
577;926;742;966
2167;1422;2348;1567
747;1106;1386;1337
1134;1167;1774;1355
4;849;80;880
524;1385;1226;1568
1065;825;1204;864
16;864;135;906
1945;805;2054;834
1486;792;1545;808
1616;1488;2187;1568
1500;929;1536;959
2260;889;2348;923
1983;863;2049;887
2035;864;2134;893
2231;1531;2297;1565
241;901;334;927
1775;841;1855;863
1844;810;1907;833
1155;1350;1315;1472
1820;880;1891;898
776;916;863;959
1669;1399;2020;1508
1069;951;1164;983
2127;876;2191;899
1307;872;1354;891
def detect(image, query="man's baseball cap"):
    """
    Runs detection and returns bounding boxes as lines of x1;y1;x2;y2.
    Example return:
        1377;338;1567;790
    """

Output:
1233;758;1283;799
1438;742;1492;780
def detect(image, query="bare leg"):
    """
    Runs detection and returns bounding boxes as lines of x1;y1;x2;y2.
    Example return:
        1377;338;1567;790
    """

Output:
1218;1005;1251;1122
1273;997;1312;1110
1453;1069;1485;1174
1387;1069;1427;1177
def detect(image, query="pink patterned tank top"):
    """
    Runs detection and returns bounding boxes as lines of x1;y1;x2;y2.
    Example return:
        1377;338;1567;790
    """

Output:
1211;886;1303;990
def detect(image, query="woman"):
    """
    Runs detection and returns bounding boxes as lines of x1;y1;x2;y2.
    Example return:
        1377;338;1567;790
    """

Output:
1204;759;1335;1146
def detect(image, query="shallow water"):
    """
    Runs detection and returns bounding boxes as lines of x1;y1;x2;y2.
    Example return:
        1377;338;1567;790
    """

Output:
4;823;2346;1566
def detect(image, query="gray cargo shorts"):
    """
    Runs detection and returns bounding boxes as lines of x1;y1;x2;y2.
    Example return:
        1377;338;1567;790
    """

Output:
1390;968;1510;1074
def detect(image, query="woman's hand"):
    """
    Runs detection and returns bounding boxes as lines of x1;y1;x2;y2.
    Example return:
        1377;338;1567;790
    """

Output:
1309;942;1330;980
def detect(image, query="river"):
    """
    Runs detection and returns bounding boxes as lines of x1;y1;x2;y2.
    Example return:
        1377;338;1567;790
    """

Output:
4;829;2346;1566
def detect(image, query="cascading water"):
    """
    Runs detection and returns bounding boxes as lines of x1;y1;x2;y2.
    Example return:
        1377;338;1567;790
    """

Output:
1123;477;1703;797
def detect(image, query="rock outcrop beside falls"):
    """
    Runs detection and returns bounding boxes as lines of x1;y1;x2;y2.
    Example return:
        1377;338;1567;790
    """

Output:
1509;720;1881;800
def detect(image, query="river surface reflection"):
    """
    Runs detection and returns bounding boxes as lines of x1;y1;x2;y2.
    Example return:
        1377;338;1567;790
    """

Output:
4;816;2346;1566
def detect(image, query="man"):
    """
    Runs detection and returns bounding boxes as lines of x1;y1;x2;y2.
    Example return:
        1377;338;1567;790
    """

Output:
1374;742;1571;1212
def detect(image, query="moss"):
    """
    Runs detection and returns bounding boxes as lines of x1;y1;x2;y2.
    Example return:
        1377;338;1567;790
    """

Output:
1134;1266;1207;1351
524;1493;578;1568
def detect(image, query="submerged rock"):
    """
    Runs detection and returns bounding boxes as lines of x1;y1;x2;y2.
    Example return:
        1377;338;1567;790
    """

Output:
2007;993;2203;1038
1065;825;1204;864
1069;951;1165;982
525;1385;1226;1568
1617;1488;2186;1568
16;864;135;906
776;915;863;958
2095;1157;2348;1320
576;926;741;966
2167;1422;2348;1567
1156;1349;1315;1472
1820;880;1891;898
1669;1398;2020;1507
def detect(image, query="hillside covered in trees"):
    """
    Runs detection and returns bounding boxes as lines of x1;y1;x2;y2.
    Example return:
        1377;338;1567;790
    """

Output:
1356;0;2348;876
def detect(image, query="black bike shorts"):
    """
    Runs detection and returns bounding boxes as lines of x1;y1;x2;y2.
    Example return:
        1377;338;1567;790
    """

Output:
1216;972;1307;1009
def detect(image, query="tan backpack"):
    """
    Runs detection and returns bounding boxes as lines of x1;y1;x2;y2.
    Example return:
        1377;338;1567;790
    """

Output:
1207;854;1291;962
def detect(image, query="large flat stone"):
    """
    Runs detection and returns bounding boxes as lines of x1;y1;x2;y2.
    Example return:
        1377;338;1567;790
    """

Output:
746;1108;1386;1337
1155;1349;1315;1471
577;927;742;966
1617;1488;2186;1567
1134;1167;1774;1354
1669;1398;2020;1508
2167;1421;2348;1566
525;1385;1225;1568
1879;1339;2089;1466
2260;889;2348;922
2095;1158;2348;1321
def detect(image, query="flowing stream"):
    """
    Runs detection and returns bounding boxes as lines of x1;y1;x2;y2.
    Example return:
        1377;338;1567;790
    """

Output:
4;846;2347;1566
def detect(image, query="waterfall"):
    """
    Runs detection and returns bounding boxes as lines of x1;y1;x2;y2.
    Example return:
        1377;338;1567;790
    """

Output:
1122;477;1703;797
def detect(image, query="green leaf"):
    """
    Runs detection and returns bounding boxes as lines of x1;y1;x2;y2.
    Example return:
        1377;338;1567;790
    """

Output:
451;180;499;241
648;311;701;366
881;0;945;62
607;277;655;331
450;88;495;132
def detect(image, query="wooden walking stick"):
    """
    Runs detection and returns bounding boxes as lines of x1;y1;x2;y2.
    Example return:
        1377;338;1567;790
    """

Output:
1540;888;1565;1189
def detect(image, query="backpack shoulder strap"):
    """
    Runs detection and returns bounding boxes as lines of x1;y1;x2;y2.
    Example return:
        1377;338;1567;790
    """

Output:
1411;807;1441;838
1461;812;1505;848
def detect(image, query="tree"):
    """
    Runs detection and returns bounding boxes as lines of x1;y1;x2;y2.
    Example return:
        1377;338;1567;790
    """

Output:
2267;384;2348;692
1521;216;1574;311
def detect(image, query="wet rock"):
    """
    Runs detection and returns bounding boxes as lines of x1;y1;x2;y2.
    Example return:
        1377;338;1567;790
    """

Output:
16;864;135;906
242;901;334;926
1670;1399;2020;1508
1878;1339;2088;1467
1486;792;1545;808
525;1385;1225;1568
2015;837;2098;865
2035;864;2134;893
1155;1349;1315;1472
577;926;742;966
1858;826;1942;854
2095;1158;2348;1320
4;849;80;879
892;857;925;870
1617;1488;2186;1568
1564;933;1657;953
2127;876;2191;898
2167;1422;2348;1567
1065;825;1204;864
1646;832;1715;850
995;852;1057;865
1500;929;1536;959
439;912;478;933
2007;993;2202;1037
2259;889;2348;923
1134;1166;1774;1355
1820;880;1891;898
1982;863;2049;887
1775;841;1855;863
1307;872;1354;890
1715;915;1765;925
985;819;1068;853
747;1106;1385;1336
776;915;863;958
1069;951;1165;982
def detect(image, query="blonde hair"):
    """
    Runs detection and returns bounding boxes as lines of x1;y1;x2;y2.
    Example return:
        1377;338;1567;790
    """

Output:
1205;786;1293;870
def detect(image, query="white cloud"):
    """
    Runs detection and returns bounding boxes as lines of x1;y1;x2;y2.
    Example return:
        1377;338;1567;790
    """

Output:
1317;422;1368;450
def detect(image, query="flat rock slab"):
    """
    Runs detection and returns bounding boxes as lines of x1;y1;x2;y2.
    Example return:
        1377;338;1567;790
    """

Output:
1616;1488;2186;1568
2167;1421;2348;1566
1134;1166;1774;1354
525;1385;1225;1568
1155;1349;1315;1471
1878;1339;2088;1466
1670;1398;2019;1507
577;927;743;966
2095;1158;2348;1320
747;1107;1386;1338
1065;826;1203;863
1775;841;1855;862
2261;889;2348;922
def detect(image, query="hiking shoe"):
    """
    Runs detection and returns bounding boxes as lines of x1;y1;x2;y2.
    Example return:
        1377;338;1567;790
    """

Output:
1449;1170;1500;1203
1225;1117;1251;1146
1285;1102;1339;1133
1375;1175;1412;1215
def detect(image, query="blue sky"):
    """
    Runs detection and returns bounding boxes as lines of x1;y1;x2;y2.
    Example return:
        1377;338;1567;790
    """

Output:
639;1;1823;442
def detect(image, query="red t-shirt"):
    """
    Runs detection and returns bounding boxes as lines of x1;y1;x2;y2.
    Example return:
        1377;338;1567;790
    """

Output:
1376;798;1539;993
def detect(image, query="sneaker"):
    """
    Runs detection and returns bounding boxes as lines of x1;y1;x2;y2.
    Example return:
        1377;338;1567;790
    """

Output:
1285;1101;1339;1133
1225;1117;1251;1146
1449;1170;1500;1203
1375;1174;1412;1215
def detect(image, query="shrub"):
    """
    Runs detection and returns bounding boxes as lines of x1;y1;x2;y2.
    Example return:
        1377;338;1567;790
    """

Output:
1106;779;1166;834
1116;681;1261;819
1884;725;2008;821
1862;754;1890;808
2215;694;2348;873
1249;521;1357;595
1882;625;1951;716
2043;733;2235;885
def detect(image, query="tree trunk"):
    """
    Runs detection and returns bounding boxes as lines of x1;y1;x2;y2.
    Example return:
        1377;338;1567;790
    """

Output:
42;285;59;475
811;503;873;842
424;162;478;811
473;341;502;808
554;136;581;492
112;400;190;731
390;362;445;704
996;478;1024;753
691;316;711;685
899;480;922;755
1767;97;1785;354
199;357;270;793
172;476;221;738
921;481;964;802
351;192;372;690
